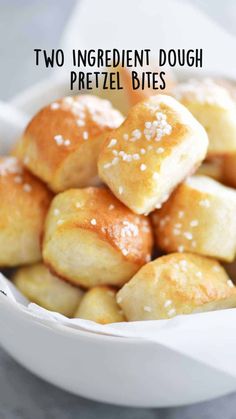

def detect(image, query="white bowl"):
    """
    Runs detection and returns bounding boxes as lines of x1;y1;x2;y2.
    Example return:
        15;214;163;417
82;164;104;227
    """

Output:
1;76;236;407
1;293;236;407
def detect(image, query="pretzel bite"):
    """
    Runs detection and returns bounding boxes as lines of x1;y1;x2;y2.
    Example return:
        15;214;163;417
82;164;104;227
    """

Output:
172;78;236;156
13;263;83;317
222;154;236;188
117;253;236;321
0;157;52;267
152;175;236;262
98;94;208;215
15;95;123;192
74;286;125;324
43;187;153;288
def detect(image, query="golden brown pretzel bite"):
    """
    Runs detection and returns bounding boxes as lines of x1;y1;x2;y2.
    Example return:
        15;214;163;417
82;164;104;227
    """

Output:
43;187;153;288
98;94;208;215
15;95;123;192
152;175;236;262
172;78;236;156
0;157;52;266
74;286;125;324
13;263;83;317
117;253;236;321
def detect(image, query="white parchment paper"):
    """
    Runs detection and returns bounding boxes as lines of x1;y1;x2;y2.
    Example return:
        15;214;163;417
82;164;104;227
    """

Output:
1;272;236;380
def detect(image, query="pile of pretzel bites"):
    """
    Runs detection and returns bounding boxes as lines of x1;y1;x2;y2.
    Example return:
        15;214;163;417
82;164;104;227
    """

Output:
1;75;236;324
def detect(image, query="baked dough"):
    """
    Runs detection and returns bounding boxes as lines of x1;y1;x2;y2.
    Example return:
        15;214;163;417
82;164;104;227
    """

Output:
98;94;208;215
74;286;125;324
152;175;236;262
13;263;83;317
172;78;236;156
43;187;153;288
15;95;123;192
117;253;236;321
0;157;52;266
222;154;236;188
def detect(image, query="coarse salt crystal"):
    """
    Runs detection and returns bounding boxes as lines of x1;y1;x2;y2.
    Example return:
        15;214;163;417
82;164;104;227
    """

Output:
23;183;32;192
76;119;85;127
227;279;234;288
143;305;152;312
164;300;172;308
54;135;63;145
183;231;193;240
132;129;142;139
152;172;159;181
51;102;60;110
108;138;117;148
83;131;89;140
199;199;210;208
190;220;199;227
178;211;185;218
53;208;60;216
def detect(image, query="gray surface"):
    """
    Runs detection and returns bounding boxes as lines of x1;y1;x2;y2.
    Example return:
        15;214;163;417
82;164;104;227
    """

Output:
1;1;236;418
